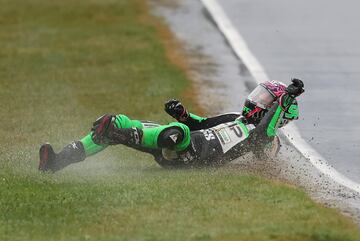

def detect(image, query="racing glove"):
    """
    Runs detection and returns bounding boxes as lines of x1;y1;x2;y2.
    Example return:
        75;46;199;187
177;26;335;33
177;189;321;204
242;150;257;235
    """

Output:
164;99;189;121
286;78;304;97
279;79;304;111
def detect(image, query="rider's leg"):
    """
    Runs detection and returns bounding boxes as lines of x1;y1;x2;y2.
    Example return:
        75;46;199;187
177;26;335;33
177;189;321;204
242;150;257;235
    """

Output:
141;122;191;151
105;122;191;152
39;141;87;172
39;114;147;172
81;114;145;156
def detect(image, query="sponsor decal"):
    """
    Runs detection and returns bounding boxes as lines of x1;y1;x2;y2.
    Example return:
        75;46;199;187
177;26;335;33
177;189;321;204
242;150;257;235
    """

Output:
201;129;216;141
71;142;78;149
212;122;247;153
169;134;178;143
218;129;230;144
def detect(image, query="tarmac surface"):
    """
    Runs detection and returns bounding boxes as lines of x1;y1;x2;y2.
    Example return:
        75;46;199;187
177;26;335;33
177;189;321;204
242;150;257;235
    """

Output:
216;0;360;183
151;0;360;222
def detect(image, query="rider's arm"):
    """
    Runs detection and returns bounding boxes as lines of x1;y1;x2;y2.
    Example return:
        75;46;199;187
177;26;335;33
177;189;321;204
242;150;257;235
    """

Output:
280;78;304;128
279;99;299;127
261;94;299;137
164;99;240;131
180;112;241;131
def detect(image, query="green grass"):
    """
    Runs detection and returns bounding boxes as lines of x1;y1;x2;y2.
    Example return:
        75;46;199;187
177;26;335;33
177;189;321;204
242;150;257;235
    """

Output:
0;0;360;240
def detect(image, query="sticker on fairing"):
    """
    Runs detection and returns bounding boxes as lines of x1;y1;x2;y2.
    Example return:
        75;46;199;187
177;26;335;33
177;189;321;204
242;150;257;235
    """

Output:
141;121;160;128
211;122;248;153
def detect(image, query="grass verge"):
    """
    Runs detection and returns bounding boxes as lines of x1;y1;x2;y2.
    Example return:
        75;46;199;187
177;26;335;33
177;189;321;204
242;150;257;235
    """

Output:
0;0;359;240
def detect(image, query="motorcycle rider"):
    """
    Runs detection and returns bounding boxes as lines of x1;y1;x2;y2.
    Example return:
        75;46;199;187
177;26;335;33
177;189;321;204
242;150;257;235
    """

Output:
39;79;304;172
165;80;299;130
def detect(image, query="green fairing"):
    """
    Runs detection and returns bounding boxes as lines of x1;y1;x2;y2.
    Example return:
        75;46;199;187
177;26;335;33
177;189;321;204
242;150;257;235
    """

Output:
141;122;191;152
266;105;285;137
189;113;207;122
284;104;299;119
80;114;144;157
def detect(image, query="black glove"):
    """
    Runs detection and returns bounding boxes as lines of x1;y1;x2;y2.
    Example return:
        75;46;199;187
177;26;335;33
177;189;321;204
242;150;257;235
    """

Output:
286;78;305;97
91;114;116;145
164;99;189;121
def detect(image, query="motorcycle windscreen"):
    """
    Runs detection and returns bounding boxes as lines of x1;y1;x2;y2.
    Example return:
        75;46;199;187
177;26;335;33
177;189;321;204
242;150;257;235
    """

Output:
247;85;275;109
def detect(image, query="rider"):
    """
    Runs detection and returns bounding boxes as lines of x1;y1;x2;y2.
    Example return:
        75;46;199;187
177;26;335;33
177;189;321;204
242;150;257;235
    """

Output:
164;80;299;130
39;79;304;172
160;79;300;160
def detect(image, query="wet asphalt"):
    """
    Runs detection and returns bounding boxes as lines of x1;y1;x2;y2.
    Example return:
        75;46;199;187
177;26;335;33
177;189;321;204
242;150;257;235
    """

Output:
150;0;250;114
217;0;360;183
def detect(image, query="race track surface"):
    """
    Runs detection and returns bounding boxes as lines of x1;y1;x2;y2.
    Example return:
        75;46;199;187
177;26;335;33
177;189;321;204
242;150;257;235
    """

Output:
218;0;360;183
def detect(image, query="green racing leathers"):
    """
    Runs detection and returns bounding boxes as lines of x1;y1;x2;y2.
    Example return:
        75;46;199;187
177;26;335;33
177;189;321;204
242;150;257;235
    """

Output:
80;115;156;157
89;94;295;168
39;93;296;172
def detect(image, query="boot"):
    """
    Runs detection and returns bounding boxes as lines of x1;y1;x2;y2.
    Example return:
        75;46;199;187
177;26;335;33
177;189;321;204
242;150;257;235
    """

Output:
39;141;86;172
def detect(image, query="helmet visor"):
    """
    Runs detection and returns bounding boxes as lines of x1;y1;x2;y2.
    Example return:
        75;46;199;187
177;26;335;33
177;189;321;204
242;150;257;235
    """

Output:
247;85;275;109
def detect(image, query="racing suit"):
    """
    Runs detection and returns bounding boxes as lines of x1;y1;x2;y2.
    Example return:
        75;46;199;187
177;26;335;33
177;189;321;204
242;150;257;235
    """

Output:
40;93;299;172
90;94;296;168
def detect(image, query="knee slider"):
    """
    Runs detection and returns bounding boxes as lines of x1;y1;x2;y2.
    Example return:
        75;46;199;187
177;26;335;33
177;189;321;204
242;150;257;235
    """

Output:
91;114;116;144
157;127;184;149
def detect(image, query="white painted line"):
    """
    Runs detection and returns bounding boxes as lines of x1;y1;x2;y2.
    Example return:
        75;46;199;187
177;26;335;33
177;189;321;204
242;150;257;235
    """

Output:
200;0;360;193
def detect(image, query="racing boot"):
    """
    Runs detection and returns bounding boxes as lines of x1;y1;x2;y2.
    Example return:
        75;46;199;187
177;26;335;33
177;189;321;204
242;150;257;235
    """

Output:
39;141;86;172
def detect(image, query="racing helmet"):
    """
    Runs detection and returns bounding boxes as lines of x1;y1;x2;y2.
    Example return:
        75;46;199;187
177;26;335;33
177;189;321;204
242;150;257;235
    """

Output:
242;80;287;125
